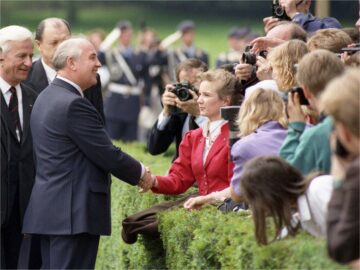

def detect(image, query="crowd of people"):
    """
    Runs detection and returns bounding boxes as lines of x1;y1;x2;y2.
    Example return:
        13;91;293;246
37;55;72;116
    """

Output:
1;0;360;268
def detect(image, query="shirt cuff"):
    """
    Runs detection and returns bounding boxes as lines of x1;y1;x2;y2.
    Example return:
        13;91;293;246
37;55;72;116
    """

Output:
157;111;171;130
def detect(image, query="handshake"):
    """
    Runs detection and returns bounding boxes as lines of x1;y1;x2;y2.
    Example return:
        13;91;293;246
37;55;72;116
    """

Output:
137;167;157;193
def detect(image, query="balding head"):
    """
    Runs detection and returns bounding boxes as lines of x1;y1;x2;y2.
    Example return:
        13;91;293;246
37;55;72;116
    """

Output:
53;38;101;90
267;22;307;42
35;18;71;67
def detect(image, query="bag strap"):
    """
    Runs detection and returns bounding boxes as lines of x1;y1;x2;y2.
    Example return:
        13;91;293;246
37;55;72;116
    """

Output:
112;48;137;86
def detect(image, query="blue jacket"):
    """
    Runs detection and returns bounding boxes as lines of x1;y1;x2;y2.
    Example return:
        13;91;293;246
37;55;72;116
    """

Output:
22;78;142;235
292;12;342;33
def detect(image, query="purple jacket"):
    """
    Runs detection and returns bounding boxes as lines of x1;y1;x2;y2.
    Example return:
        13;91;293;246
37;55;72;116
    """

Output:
230;121;287;196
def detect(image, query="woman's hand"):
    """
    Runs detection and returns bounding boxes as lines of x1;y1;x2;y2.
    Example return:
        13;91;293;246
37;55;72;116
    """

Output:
287;91;306;123
183;195;213;210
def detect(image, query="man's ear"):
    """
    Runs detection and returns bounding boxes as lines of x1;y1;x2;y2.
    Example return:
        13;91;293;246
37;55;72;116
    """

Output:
35;39;41;49
67;57;76;71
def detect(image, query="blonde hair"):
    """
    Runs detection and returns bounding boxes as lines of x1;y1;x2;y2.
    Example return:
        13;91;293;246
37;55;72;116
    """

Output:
307;29;352;53
320;68;360;137
296;49;344;97
267;40;309;91
236;88;287;137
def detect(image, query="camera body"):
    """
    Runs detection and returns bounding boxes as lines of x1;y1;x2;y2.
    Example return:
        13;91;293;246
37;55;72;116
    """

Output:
341;44;360;55
242;45;268;66
290;87;309;105
272;0;291;20
170;81;193;101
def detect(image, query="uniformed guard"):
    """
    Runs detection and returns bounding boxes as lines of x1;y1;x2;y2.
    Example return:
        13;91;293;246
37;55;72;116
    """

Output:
216;26;251;68
98;21;151;141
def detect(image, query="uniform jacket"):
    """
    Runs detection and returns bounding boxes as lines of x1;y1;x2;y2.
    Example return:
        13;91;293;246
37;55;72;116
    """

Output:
1;83;37;226
22;78;142;236
24;59;105;121
99;47;151;122
152;123;233;195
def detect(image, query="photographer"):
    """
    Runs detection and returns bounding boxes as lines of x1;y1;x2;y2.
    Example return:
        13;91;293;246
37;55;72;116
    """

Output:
147;59;207;161
264;0;341;33
280;50;345;175
320;68;359;268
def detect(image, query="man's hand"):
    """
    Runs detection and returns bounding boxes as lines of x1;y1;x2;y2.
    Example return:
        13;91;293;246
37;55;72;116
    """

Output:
279;0;298;19
287;91;306;123
250;37;285;54
263;16;280;33
234;63;253;81
138;167;156;193
175;89;200;116
161;84;177;116
256;56;273;81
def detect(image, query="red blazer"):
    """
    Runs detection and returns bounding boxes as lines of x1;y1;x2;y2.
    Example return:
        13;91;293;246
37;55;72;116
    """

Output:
152;123;233;195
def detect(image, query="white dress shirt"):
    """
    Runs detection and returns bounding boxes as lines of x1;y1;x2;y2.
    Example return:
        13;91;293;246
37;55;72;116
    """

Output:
56;76;84;97
41;58;57;84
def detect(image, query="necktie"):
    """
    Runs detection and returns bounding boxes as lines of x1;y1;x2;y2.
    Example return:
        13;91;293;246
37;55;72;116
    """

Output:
8;86;22;141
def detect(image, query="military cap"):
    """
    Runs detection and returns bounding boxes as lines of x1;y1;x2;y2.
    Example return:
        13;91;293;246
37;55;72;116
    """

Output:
117;20;132;31
177;20;195;33
228;26;251;39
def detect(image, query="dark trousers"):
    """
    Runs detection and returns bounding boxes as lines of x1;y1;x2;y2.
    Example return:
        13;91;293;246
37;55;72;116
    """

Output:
1;199;22;269
40;233;99;269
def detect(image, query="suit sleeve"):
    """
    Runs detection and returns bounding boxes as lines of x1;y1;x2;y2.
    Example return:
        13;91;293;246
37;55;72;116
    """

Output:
67;98;141;185
151;131;196;195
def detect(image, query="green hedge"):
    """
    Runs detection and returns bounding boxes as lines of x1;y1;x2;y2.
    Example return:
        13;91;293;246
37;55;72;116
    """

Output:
95;142;346;270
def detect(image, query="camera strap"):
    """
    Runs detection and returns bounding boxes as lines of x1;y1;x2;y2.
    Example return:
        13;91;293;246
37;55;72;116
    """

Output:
112;48;137;86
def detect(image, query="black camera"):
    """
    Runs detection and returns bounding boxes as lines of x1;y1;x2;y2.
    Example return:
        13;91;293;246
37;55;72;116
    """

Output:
341;44;360;55
170;81;193;101
290;87;309;105
220;106;241;147
242;45;268;66
272;0;291;20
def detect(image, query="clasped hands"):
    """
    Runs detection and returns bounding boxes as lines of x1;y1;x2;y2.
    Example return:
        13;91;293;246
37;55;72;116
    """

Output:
138;167;157;193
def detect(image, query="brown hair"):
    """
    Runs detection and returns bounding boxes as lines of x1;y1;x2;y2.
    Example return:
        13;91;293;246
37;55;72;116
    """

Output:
307;29;352;53
175;58;208;82
236;88;287;137
267;40;309;91
240;156;307;245
296;49;345;97
320;68;360;137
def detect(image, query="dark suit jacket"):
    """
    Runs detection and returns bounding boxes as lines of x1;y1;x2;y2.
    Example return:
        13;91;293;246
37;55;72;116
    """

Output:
147;112;199;161
1;83;37;226
24;59;105;121
327;157;359;264
22;78;142;236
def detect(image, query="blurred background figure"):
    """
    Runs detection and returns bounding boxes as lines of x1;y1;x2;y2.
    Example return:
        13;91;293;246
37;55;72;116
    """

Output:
87;28;106;51
216;26;251;68
99;20;151;142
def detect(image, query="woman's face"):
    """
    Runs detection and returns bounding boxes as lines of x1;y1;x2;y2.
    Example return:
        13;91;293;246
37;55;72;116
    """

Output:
197;80;229;121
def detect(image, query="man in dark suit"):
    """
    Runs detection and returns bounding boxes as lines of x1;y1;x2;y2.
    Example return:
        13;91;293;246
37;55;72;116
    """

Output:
24;17;105;120
0;25;38;269
22;37;154;269
147;58;207;161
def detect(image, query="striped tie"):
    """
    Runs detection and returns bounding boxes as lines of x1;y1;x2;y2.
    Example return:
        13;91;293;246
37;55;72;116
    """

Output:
8;86;22;141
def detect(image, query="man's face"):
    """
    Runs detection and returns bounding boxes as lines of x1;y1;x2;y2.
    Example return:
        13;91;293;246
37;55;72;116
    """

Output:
182;30;195;47
119;28;133;47
0;39;33;86
73;42;101;90
178;67;203;89
37;23;70;67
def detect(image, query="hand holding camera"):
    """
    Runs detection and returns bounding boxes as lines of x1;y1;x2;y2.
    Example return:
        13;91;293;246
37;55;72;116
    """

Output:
161;84;178;116
234;63;253;81
287;90;307;123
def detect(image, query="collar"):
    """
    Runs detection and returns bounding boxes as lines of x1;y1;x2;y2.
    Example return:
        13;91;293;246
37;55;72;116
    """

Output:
56;76;84;97
256;121;283;131
0;76;21;95
41;58;57;83
202;119;227;138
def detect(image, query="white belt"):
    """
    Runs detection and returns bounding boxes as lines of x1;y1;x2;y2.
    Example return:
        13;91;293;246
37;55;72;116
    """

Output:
108;83;141;96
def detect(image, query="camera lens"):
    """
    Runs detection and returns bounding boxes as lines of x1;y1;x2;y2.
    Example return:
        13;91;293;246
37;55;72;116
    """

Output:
177;88;190;101
242;52;257;65
275;6;285;16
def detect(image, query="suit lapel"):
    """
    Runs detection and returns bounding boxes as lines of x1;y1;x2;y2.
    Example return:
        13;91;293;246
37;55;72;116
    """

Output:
20;84;34;144
0;92;18;141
